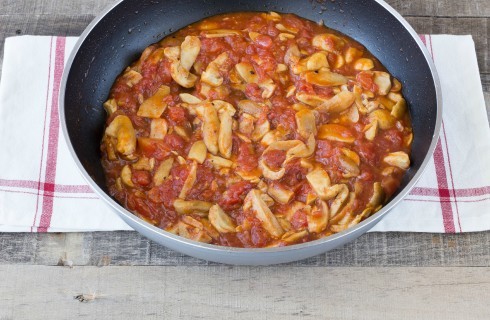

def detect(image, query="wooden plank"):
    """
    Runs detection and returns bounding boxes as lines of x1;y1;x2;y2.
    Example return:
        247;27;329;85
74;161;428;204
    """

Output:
1;0;489;18
0;265;489;319
0;16;487;78
2;231;490;266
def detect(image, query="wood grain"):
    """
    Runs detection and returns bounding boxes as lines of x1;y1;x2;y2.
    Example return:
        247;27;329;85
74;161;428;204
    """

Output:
0;265;489;319
2;231;490;266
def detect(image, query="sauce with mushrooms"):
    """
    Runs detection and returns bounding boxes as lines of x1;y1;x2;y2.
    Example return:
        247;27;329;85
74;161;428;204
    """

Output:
101;12;412;248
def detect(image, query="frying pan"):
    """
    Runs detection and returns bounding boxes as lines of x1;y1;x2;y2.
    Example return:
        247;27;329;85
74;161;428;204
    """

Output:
60;0;442;265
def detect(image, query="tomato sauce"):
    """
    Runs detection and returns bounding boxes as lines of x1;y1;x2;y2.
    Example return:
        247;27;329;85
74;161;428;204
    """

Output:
101;12;413;248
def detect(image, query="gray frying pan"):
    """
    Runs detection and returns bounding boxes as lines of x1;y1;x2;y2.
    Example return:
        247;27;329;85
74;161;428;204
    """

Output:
60;0;442;265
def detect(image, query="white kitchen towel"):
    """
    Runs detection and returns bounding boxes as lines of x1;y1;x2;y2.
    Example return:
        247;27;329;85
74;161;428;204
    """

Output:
0;35;489;232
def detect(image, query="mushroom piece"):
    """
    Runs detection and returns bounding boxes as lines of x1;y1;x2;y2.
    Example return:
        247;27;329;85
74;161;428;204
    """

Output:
391;97;407;119
304;69;348;87
150;118;168;140
383;151;410;170
208;204;237;233
317;124;355;143
201;52;228;87
179;93;202;104
217;101;236;158
202;102;220;155
237;100;264;116
251;119;270;142
316;91;356;113
267;183;294;205
177;218;212;243
188;140;207;164
307;200;329;233
368;109;396;130
305;167;349;206
259;79;277;99
105;115;137;156
153;157;174;186
295;109;317;139
207;154;234;169
120;165;134;187
295;92;328;107
169;59;198;88
367;182;385;209
312;33;345;52
122;69;143;87
180;36;201;71
132;156;155;171
103;99;117;115
179;161;198;199
345;47;363;64
247;189;284;238
373;71;392;95
353;58;374;71
338;153;360;178
306;52;329;71
202;29;241;38
281;230;308;244
275;23;298;34
363;120;378;141
173;199;213;215
284;44;301;64
137;85;171;118
329;184;349;216
235;62;259;83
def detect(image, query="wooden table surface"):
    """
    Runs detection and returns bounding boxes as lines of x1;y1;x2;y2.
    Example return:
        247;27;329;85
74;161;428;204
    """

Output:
1;0;489;319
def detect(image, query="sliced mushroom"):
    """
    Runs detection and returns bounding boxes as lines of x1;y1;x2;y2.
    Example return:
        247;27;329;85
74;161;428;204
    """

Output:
201;52;228;87
363;120;378;141
259;79;277;99
251;119;270;142
284;44;301;64
307;200;329;233
217;104;235;159
235;62;259;83
153;157;174;186
317;124;355;143
338;153;360;178
373;71;392;95
239;114;255;136
207;154;234;169
120;165;134;187
237;100;264;116
267;183;294;205
202;102;220;155
177;218;212;243
275;23;298;34
295;109;317;139
368;109;395;130
276;63;288;72
383;151;410;170
353;58;374;71
150;118;168;140
170;59;198;88
391;97;407;119
329;184;349;216
179;161;197;199
122;69;143;87
137;85;171;118
132;156;155;171
173;199;213;215
180;36;201;71
345;47;363;64
306;52;329;70
312;33;345;52
316;91;356;113
208;204;236;233
163;46;181;60
105;115;136;156
304;69;347;87
179;93;202;104
103;99;117;115
295;92;328;107
367;182;385;209
188;140;207;164
247;189;284;238
281;230;308;243
341;148;360;166
202;29;241;38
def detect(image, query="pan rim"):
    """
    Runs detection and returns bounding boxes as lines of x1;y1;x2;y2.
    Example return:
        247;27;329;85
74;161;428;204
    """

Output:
59;0;443;256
